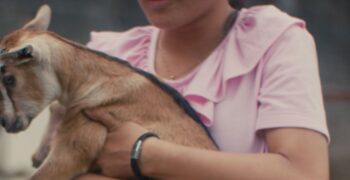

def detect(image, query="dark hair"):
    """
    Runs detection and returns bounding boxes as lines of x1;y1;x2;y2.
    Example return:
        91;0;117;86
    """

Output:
229;0;245;9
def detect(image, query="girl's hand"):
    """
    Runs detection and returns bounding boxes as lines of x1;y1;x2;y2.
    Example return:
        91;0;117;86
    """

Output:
78;109;156;179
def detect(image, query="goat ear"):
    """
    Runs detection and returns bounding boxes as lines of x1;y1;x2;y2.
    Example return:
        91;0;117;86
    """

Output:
23;5;52;31
0;45;34;66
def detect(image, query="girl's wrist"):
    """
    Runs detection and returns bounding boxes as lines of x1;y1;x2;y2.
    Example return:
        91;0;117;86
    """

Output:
138;137;163;177
137;137;193;179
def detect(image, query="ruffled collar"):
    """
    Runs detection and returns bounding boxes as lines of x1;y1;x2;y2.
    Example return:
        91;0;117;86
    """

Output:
146;5;305;126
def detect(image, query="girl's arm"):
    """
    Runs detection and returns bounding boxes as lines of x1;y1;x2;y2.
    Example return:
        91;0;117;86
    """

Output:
77;120;328;180
140;127;328;180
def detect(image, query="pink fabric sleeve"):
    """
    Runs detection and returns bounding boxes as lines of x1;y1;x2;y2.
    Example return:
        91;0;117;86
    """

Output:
86;27;154;69
256;25;329;141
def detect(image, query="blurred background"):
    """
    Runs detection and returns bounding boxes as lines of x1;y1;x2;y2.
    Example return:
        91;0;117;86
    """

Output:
0;0;349;179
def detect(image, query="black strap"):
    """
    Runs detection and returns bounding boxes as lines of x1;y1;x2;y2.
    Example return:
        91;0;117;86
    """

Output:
131;132;160;180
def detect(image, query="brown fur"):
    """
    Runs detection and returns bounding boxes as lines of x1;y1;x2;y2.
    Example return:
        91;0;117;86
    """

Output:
0;5;217;180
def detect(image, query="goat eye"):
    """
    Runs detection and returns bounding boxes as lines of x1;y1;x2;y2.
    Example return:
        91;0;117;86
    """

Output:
18;47;32;58
2;75;15;86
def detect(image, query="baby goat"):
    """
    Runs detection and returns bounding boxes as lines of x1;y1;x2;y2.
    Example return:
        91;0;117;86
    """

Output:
0;5;217;180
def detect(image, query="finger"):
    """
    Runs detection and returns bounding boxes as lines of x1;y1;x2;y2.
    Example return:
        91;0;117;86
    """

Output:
75;173;118;180
83;108;119;131
116;121;148;134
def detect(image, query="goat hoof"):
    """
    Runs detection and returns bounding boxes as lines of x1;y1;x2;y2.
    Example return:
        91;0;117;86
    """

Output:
32;156;43;168
31;148;49;168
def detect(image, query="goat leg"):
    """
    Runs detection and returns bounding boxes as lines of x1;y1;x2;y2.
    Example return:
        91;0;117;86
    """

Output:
30;113;107;180
32;101;66;168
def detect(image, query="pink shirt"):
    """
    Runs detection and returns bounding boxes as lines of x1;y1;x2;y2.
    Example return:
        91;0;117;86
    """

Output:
87;5;329;152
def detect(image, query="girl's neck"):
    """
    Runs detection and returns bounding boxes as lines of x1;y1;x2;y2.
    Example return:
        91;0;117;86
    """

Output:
154;3;235;80
158;5;234;58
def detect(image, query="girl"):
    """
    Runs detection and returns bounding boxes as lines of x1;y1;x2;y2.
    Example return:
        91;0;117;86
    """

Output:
77;0;329;179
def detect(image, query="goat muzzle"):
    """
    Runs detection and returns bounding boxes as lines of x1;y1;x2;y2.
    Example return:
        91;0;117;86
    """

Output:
0;116;25;133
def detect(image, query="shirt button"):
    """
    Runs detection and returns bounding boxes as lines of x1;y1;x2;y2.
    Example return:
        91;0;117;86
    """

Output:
240;15;256;31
